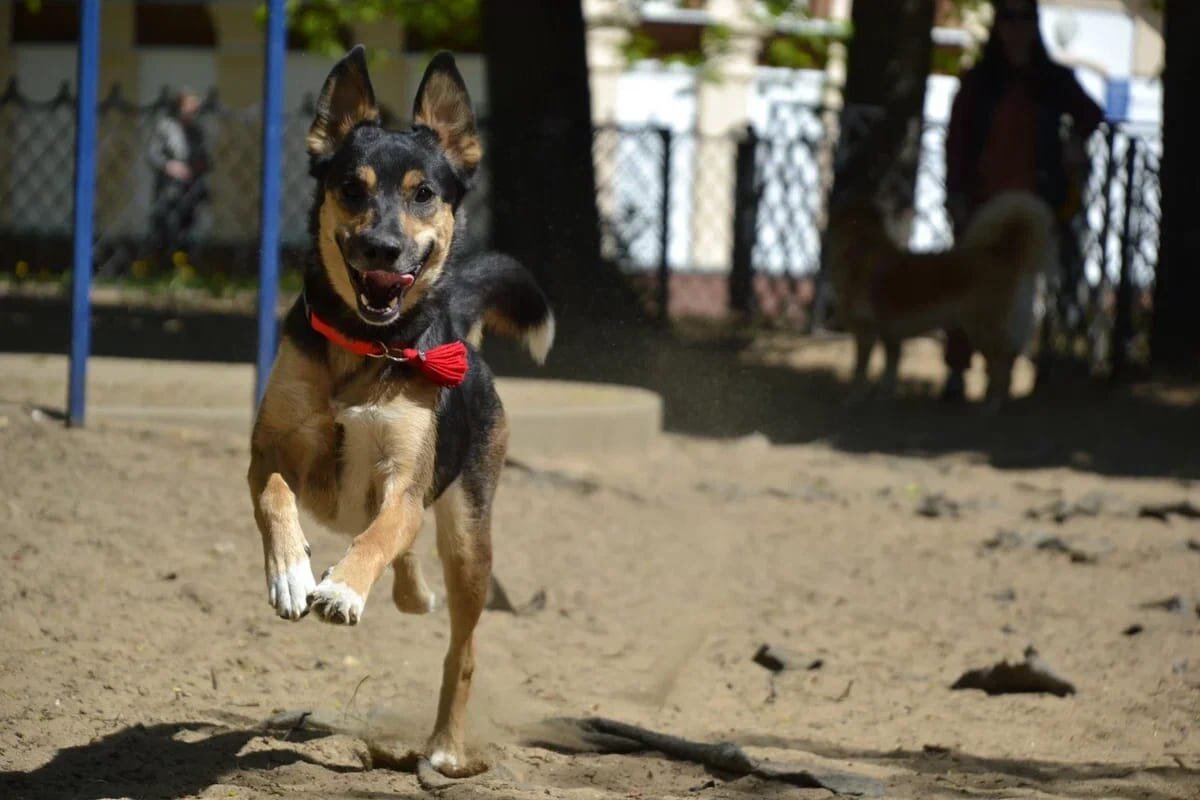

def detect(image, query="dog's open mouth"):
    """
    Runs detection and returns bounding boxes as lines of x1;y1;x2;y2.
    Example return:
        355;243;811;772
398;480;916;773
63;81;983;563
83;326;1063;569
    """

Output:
348;268;416;323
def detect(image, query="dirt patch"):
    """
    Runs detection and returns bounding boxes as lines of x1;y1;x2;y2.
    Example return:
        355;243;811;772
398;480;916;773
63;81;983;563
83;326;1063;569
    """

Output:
1;345;1198;799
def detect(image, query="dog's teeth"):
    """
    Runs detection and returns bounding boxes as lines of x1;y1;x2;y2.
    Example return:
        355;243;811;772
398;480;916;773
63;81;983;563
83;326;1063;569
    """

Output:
359;293;371;306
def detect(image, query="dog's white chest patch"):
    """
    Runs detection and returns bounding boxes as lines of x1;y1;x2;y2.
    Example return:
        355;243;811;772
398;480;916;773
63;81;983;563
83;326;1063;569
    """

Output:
328;400;427;535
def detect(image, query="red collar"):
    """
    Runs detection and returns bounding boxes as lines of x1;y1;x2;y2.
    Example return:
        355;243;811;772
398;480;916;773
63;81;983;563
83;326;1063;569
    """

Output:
308;309;468;388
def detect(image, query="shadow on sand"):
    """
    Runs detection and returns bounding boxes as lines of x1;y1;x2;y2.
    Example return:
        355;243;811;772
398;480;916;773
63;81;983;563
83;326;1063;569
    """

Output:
0;721;358;800
5;716;1194;799
3;295;1197;479
736;734;1200;800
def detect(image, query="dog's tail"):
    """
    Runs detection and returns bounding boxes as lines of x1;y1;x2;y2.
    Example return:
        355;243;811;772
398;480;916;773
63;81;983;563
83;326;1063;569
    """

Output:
959;191;1057;278
448;253;555;364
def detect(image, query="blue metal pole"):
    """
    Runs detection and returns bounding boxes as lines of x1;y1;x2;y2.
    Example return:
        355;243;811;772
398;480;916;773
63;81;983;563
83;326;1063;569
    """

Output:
68;0;100;427
255;0;287;407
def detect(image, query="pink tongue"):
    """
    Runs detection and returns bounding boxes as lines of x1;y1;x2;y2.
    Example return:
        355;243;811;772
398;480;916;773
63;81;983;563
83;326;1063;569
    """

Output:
362;270;415;297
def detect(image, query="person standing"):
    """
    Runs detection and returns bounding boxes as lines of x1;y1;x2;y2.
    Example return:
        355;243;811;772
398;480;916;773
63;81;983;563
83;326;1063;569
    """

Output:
147;89;209;265
941;0;1103;401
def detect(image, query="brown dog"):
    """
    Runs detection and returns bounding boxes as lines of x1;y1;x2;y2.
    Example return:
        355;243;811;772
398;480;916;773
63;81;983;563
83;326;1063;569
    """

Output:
825;191;1055;408
248;47;553;774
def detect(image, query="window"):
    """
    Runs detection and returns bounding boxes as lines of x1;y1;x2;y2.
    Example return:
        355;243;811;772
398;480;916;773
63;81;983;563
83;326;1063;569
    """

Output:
12;2;79;43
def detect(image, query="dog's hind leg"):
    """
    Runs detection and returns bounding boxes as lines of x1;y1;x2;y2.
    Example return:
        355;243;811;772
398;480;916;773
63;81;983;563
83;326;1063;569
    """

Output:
847;329;876;404
879;336;902;398
426;479;493;775
982;351;1016;413
392;550;437;614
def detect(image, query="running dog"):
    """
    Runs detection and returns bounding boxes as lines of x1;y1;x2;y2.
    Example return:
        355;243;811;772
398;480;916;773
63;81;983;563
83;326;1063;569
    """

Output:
248;47;553;774
825;191;1055;408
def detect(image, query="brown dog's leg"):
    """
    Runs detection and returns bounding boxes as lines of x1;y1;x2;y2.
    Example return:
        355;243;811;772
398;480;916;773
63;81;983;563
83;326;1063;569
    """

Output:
880;337;902;398
848;330;875;403
248;454;316;621
309;490;424;624
983;351;1016;413
392;550;437;614
426;480;493;775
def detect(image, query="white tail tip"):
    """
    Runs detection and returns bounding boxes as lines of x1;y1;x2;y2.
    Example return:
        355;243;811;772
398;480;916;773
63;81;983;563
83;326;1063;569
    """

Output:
525;313;555;365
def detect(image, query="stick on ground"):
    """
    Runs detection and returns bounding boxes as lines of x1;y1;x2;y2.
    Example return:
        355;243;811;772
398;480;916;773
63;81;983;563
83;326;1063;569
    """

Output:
530;716;884;797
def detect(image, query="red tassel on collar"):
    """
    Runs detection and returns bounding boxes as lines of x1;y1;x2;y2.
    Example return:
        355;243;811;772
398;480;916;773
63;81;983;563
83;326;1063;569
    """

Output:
309;310;468;388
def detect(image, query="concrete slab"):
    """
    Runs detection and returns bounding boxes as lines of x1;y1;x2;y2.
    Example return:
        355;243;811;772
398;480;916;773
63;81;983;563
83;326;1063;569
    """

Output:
496;378;662;459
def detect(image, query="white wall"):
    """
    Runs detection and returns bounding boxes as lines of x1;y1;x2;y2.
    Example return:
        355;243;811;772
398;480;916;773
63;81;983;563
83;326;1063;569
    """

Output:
13;45;76;98
614;60;697;130
136;49;216;104
1042;5;1134;78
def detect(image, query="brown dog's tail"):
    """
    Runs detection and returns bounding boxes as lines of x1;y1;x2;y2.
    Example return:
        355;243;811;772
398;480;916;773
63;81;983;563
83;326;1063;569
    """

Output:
447;253;555;364
959;191;1057;277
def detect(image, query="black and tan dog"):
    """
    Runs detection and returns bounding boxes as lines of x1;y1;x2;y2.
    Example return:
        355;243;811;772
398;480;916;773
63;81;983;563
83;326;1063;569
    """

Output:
248;47;553;774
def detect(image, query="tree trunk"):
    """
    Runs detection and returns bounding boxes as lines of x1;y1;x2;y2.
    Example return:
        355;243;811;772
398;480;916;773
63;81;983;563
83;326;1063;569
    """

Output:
480;0;644;321
829;0;936;222
1151;0;1200;368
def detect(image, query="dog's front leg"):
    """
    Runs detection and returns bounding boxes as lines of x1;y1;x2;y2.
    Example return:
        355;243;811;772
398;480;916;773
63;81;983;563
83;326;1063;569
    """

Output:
249;455;317;621
310;488;424;625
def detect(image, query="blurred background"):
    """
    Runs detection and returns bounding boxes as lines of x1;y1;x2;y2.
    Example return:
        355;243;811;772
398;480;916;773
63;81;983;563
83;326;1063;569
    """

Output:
0;0;1193;380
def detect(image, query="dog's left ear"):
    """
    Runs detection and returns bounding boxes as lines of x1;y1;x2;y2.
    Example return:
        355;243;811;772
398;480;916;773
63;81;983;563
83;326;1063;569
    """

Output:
308;44;379;160
413;51;481;178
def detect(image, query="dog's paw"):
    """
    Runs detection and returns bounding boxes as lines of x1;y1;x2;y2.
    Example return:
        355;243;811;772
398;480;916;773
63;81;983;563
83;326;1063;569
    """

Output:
428;745;469;777
267;559;316;621
429;748;460;771
308;577;365;625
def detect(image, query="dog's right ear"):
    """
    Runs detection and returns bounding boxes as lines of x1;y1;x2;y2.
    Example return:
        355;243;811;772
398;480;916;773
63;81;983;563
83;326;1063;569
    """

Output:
307;45;379;161
413;51;480;179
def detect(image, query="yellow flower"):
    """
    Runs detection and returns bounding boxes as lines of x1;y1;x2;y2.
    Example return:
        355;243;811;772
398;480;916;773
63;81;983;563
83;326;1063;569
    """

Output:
131;260;149;279
172;250;188;268
14;260;29;278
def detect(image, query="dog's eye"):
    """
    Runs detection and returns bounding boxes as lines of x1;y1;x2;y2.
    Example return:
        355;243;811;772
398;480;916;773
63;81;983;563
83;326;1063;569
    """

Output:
413;185;435;204
340;180;366;204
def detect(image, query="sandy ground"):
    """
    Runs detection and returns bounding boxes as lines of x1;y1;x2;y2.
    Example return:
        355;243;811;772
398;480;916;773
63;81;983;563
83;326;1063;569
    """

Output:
1;338;1199;800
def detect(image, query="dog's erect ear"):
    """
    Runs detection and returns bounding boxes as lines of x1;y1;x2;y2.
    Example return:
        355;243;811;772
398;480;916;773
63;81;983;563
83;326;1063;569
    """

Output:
308;45;379;159
413;51;481;177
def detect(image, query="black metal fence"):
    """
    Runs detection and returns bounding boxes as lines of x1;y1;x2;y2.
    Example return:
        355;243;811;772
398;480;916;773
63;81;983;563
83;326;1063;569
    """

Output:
0;80;1163;370
587;101;1162;367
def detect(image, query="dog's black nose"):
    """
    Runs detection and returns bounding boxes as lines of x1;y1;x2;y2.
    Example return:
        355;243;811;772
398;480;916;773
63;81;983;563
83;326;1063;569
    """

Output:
350;232;403;271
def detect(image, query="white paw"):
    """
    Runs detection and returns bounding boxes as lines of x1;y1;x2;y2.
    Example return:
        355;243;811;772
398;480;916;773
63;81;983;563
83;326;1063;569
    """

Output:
267;559;316;621
428;748;460;771
309;578;365;625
